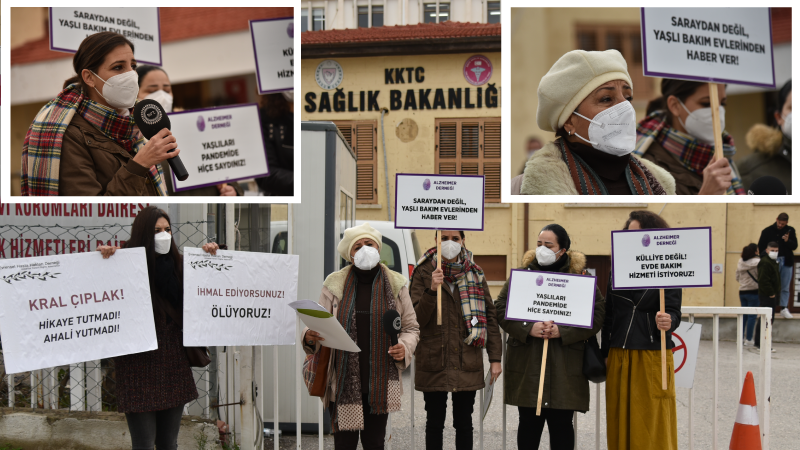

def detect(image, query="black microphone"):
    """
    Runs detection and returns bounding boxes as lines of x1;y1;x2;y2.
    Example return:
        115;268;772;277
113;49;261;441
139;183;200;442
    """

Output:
747;176;787;195
382;310;401;346
133;99;189;181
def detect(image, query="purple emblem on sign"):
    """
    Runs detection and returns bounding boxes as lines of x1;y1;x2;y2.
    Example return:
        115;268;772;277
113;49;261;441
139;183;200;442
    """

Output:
287;22;294;38
642;234;651;247
196;116;205;132
423;179;431;190
536;275;544;286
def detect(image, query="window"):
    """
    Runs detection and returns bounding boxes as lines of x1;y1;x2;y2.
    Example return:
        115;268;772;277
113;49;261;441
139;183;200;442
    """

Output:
340;190;354;238
380;236;402;273
334;121;378;204
487;1;500;24
312;8;325;31
301;9;309;33
358;5;383;28
372;6;384;27
424;2;450;23
575;25;652;99
435;118;501;203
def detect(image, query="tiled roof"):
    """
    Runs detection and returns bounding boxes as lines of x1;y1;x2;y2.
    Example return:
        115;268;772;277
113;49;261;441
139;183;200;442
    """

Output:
301;21;501;46
12;7;292;65
772;8;791;44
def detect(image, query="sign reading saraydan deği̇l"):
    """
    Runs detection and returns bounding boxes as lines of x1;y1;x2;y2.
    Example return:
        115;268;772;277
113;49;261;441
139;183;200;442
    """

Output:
611;227;712;290
394;174;484;231
0;248;157;374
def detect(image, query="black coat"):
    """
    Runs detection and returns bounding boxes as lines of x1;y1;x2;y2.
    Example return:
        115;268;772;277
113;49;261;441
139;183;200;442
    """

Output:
601;274;681;358
758;223;797;265
255;113;294;196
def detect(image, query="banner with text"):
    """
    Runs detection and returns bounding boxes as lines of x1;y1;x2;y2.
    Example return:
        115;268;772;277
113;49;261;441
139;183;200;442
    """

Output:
504;270;597;329
250;17;294;94
50;8;162;65
183;248;298;346
641;7;775;88
611;227;712;290
169;104;269;191
394;174;484;231
0;248;157;374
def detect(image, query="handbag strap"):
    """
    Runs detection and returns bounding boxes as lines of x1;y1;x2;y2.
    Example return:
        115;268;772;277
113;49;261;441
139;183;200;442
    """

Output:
746;269;758;284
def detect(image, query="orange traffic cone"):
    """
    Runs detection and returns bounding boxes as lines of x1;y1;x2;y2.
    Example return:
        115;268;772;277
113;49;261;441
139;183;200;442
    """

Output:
730;371;762;450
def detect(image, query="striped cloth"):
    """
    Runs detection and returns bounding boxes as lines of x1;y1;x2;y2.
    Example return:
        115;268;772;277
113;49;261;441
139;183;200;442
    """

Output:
634;110;745;195
21;83;165;196
419;246;488;348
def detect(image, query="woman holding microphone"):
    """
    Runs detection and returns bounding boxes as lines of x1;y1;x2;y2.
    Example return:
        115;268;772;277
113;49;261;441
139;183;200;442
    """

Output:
494;224;605;450
409;230;503;450
97;206;217;450
602;210;681;450
302;223;419;450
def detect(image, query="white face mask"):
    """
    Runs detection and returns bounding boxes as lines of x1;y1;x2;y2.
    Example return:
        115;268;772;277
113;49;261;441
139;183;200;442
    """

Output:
353;245;381;270
782;112;792;139
769;251;779;260
441;240;463;260
154;231;172;255
679;100;725;144
571;101;637;156
91;70;139;109
535;245;561;267
145;90;173;113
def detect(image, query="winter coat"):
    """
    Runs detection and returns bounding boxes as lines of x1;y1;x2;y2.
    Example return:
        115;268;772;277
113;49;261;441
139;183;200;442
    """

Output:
509;141;676;195
409;258;503;392
255;114;294;196
735;257;760;292
301;264;420;409
59;113;160;196
741;124;791;194
601;275;681;358
494;250;605;412
757;256;781;298
637;139;703;195
758;223;797;266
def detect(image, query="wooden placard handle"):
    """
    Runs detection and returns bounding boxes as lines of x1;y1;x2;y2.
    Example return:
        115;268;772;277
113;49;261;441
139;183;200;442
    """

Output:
660;288;667;390
708;82;724;162
536;339;549;416
436;230;442;326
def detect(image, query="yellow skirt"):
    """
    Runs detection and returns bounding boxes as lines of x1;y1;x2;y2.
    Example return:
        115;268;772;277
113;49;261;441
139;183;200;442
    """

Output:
606;348;678;450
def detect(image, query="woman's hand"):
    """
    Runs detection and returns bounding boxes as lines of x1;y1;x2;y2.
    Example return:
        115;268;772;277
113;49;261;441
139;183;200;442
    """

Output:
431;267;444;292
546;324;561;339
217;183;237;196
529;321;552;338
656;311;672;331
97;245;120;259
490;361;502;385
305;330;325;346
698;157;732;195
202;242;220;255
388;343;405;361
133;128;180;168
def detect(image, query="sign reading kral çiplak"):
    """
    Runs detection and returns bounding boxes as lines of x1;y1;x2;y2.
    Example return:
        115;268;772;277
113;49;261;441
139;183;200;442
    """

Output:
250;17;294;94
50;8;162;66
168;104;269;192
394;174;484;231
641;8;775;88
611;227;712;290
0;248;157;374
504;270;597;329
182;248;299;346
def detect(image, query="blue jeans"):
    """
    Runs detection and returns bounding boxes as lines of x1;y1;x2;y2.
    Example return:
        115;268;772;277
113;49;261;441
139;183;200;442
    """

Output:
739;291;759;341
779;257;793;309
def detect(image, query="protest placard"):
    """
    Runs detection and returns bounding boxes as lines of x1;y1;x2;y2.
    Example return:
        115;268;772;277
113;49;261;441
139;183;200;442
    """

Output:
611;227;713;290
0;248;157;374
641;7;775;88
182;248;298;346
50;8;162;65
168;104;269;192
504;270;597;329
250;17;294;94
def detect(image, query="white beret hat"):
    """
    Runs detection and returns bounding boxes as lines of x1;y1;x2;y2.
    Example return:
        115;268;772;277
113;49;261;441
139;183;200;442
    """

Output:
536;49;633;132
337;222;382;262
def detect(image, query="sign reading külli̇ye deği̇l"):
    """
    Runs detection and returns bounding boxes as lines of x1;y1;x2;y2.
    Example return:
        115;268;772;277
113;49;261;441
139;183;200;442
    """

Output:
394;174;485;231
0;248;157;374
250;17;294;94
611;227;713;290
504;270;597;328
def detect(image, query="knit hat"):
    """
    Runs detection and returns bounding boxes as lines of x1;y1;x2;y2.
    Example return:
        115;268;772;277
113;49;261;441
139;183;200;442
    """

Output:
337;222;383;262
536;49;633;132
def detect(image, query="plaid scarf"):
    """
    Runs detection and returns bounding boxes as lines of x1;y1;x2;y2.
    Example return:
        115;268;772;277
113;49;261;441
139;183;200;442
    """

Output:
419;246;488;348
635;110;745;195
557;139;665;195
331;265;401;432
21;83;165;196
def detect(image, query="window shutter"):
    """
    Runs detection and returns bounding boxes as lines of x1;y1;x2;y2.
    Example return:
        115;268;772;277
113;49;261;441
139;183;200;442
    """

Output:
334;121;378;204
435;117;502;203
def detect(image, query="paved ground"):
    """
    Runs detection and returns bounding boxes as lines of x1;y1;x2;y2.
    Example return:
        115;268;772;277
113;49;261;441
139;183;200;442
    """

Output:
265;340;797;449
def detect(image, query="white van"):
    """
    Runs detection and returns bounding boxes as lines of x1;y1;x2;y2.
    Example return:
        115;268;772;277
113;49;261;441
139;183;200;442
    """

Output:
354;220;421;280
